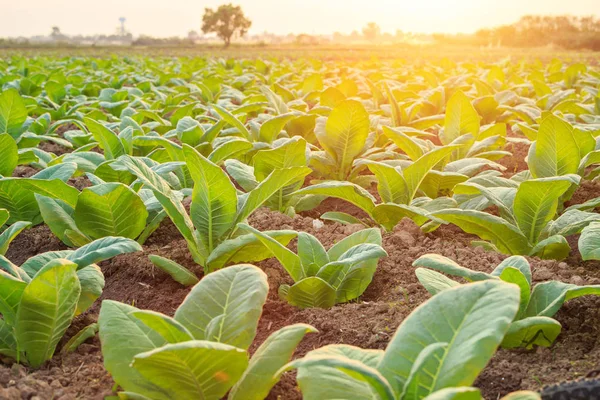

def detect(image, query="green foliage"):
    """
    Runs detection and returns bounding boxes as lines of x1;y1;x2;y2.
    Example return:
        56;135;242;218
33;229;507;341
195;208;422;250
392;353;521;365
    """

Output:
413;254;600;349
241;225;386;308
0;236;140;367
121;150;311;270
226;136;318;214
433;174;599;259
280;280;519;399
297;145;460;230
98;264;315;399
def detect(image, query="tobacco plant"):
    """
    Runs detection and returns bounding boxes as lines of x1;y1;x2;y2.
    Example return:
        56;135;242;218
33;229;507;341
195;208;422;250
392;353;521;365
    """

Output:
413;254;600;349
241;225;387;308
121;147;311;271
0;237;141;367
98;264;316;399
278;280;520;399
432;174;600;259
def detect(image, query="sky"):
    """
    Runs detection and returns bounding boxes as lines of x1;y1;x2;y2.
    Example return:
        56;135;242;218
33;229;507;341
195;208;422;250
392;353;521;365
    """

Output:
1;0;599;38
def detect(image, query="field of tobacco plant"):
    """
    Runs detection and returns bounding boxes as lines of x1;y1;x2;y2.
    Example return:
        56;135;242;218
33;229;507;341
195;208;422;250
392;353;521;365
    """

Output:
0;53;599;400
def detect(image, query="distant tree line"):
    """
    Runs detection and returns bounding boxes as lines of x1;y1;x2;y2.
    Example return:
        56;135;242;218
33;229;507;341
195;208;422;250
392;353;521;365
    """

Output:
474;15;600;50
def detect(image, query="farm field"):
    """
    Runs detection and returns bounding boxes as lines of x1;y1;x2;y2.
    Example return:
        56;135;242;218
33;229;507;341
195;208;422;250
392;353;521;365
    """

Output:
0;50;599;400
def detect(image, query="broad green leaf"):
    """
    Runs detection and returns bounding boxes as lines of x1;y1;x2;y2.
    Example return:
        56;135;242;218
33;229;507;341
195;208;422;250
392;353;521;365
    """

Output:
76;265;105;315
238;223;304;281
401;342;449;399
19;251;72;278
0;221;30;255
0;134;18;177
229;323;317;400
18;177;79;208
500;391;541;400
298;232;329;275
320;87;346;108
98;300;169;398
403;146;461;202
364;161;409;204
133;341;248;400
75;183;148;240
36;195;84;247
61;322;98;354
281;344;386;400
236;166;311;223
442;91;480;145
513;177;575;243
320;211;364;226
131;310;194;343
414;268;461;295
0;319;17;359
212;104;251;141
260;85;289;115
287;353;395;400
316;243;386;288
0;89;27;137
529;235;571;260
423;387;482;400
528;114;594;178
85;117;126;159
120;156;202;263
0;269;26;325
16;259;81;368
372;203;432;231
382;126;426;161
224;159;258;192
525;281;600;318
252;137;308;181
317;100;370;178
378;280;519;396
501;317;561;349
259;113;297;143
412;254;494;282
328;228;382;261
498;267;531;319
174;264;268;349
206;230;296;272
384;83;403;127
148;255;198;286
491;256;531;285
579;222;600;260
183;146;237;252
67;237;142;269
432;209;530;255
286;277;337;309
208;138;253;164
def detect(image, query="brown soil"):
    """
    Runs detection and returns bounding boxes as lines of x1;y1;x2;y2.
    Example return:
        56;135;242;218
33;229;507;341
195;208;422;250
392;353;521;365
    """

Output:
3;189;600;399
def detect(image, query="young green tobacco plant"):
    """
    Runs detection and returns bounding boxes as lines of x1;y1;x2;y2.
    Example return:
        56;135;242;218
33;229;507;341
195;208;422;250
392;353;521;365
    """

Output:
226;136;324;215
98;264;316;400
0;237;141;367
33;180;153;247
413;254;600;349
432;174;600;260
241;225;387;308
310;99;375;181
120;147;311;272
278;280;520;399
294;144;460;231
0;162;78;225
